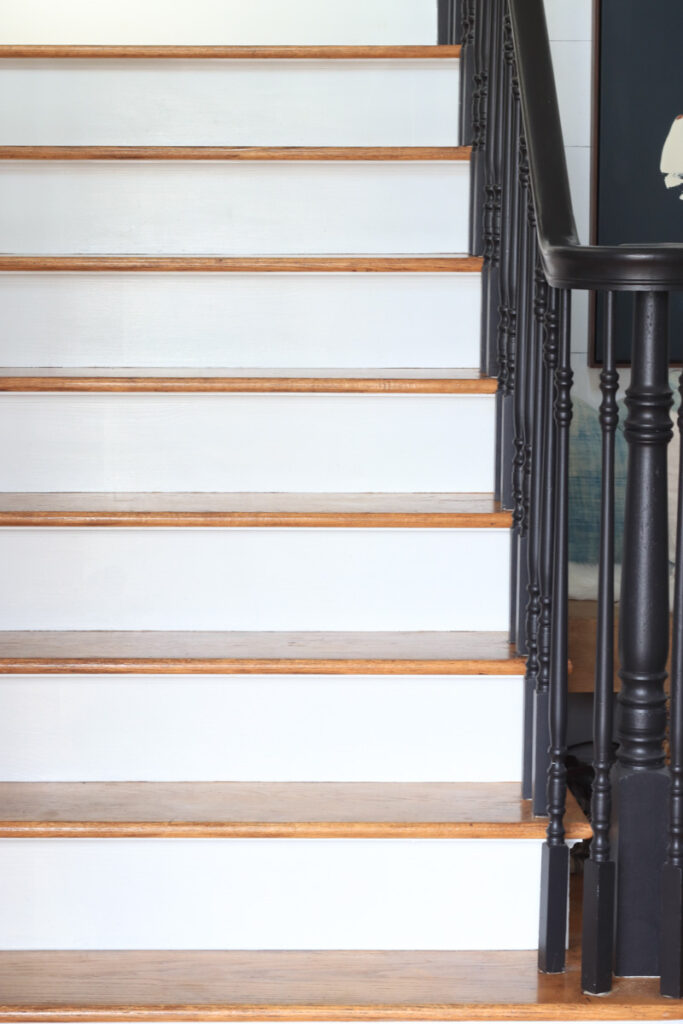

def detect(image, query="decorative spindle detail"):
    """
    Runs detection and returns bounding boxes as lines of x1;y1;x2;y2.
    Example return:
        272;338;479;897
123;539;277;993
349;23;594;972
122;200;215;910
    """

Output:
581;292;618;995
538;291;559;700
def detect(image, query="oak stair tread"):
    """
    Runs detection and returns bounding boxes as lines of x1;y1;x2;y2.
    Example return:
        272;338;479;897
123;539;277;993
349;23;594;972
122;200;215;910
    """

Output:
4;879;675;1024
0;255;482;273
0;491;511;528
0;45;461;60
0;368;496;394
0;629;525;675
0;146;470;161
0;782;590;840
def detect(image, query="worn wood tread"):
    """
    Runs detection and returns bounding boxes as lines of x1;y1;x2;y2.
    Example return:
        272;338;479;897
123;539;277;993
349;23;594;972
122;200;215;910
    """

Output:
0;146;470;162
0;492;511;529
0;255;482;273
0;630;525;676
5;878;678;1023
0;782;590;840
0;45;461;60
0;368;497;394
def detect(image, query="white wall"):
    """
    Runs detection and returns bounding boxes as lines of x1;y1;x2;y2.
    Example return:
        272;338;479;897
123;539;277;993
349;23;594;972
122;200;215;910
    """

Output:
544;0;594;384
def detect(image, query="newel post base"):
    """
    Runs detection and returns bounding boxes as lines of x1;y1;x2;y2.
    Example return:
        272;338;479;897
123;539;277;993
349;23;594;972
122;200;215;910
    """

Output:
661;864;683;997
611;765;669;977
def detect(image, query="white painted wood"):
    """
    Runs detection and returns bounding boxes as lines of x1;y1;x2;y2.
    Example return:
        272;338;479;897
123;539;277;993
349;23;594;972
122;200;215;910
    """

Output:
0;394;495;492
0;60;458;147
549;42;592;148
0;0;436;46
544;0;593;42
0;838;543;949
0;674;524;783
0;161;469;255
0;528;510;631
0;273;481;369
565;146;591;243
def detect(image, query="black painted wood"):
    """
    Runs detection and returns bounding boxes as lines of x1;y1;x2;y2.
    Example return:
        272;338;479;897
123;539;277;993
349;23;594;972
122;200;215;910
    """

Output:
614;291;671;978
661;369;683;998
581;291;618;995
538;288;572;974
459;0;476;147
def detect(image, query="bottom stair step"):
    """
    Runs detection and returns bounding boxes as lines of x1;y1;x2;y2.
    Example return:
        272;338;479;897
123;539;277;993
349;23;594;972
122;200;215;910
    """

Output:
0;880;670;1023
0;784;589;951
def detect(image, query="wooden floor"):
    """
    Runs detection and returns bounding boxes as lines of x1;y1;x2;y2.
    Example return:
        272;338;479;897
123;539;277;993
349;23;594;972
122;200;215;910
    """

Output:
0;629;525;675
0;877;677;1022
0;781;591;839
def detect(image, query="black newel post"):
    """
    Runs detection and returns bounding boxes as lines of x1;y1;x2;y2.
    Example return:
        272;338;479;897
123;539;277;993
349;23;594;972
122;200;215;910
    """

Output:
661;368;683;998
613;291;671;978
581;292;618;995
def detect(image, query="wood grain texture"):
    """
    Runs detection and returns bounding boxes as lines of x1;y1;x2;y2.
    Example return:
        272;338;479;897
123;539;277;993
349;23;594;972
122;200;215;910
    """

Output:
0;256;482;273
0;45;461;60
0;630;525;676
0;147;470;162
0;782;590;840
0;492;512;529
6;879;677;1023
0;368;497;394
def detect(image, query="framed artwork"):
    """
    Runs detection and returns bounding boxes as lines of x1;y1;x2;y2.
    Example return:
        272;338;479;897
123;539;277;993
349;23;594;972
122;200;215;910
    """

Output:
591;0;683;364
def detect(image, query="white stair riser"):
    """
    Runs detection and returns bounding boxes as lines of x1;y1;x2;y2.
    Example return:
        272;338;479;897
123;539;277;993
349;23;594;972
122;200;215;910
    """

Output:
0;839;544;950
0;273;481;369
0;162;469;255
0;395;495;492
0;675;524;782
0;528;511;631
0;0;436;45
0;60;458;146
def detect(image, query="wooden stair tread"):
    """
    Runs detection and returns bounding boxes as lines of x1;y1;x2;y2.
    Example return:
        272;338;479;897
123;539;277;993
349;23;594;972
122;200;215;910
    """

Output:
0;255;482;273
0;782;590;839
0;368;496;394
0;630;525;675
0;45;461;60
0;146;470;162
0;492;512;528
2;875;673;1023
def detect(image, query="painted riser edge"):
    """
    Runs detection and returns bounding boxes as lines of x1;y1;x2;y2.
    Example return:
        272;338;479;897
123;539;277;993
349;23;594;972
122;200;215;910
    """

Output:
0;674;524;782
0;839;544;949
0;273;481;369
0;528;511;631
0;61;458;146
0;0;437;46
0;395;495;492
0;163;469;255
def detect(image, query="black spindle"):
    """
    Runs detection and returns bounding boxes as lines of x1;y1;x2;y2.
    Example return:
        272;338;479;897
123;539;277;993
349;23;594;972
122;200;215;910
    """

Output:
661;369;683;999
459;0;476;147
581;291;618;995
538;289;572;975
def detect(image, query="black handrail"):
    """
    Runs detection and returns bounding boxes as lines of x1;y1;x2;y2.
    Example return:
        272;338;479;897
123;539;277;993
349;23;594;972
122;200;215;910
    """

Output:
460;0;683;999
509;0;683;292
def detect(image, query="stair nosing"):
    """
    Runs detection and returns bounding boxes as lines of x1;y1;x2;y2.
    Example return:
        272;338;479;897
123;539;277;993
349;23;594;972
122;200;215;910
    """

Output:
0;255;483;273
0;44;461;60
0;370;496;394
0;146;470;162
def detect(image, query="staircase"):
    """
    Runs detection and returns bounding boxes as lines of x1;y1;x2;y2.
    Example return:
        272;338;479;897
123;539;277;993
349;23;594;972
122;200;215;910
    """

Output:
0;1;655;1018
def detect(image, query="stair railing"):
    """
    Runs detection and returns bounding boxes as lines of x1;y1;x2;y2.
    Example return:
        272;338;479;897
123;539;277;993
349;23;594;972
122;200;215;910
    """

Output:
458;0;683;996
